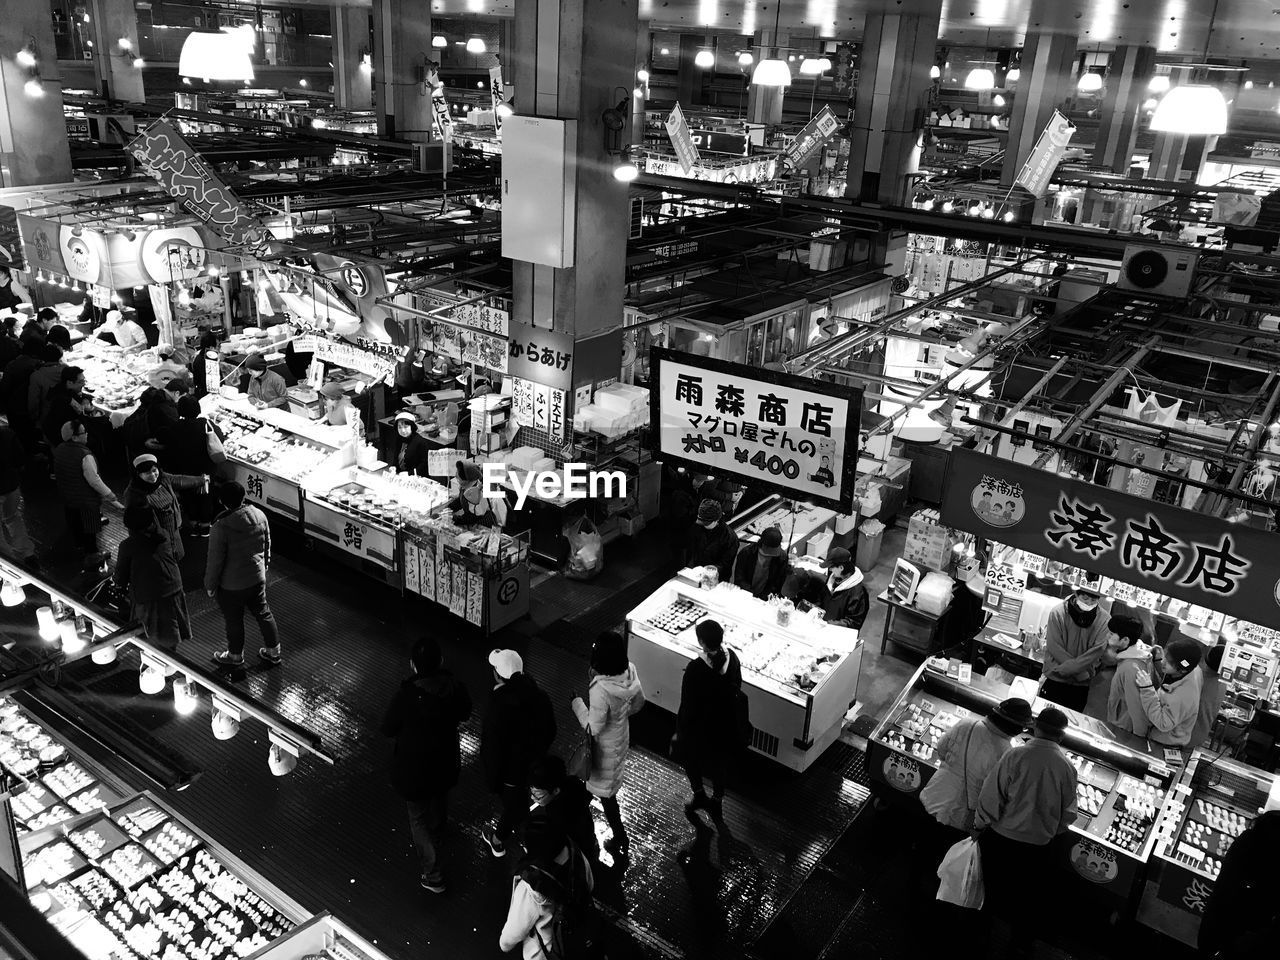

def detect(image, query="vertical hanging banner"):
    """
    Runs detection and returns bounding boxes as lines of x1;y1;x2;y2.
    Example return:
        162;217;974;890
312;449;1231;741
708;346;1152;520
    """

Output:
428;67;454;142
782;105;841;170
0;206;25;270
489;65;506;134
665;104;701;175
128;122;273;254
1015;110;1076;198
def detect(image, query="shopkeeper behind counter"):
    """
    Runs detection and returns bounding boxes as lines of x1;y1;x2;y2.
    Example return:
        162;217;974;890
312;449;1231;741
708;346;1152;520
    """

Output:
391;411;429;476
242;353;287;407
451;460;508;528
781;548;870;630
1041;586;1111;713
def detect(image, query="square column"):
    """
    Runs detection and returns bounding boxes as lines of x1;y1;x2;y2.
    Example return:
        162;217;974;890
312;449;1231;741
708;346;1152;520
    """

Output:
333;6;372;110
0;8;72;185
371;0;434;140
632;21;650;146
843;11;940;205
89;0;145;103
1094;46;1155;174
1000;30;1077;186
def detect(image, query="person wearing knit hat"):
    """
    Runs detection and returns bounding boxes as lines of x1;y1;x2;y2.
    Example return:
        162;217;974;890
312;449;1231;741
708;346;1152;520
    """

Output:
242;352;287;407
732;525;791;599
1133;637;1206;748
123;452;208;564
821;546;869;630
974;702;1078;956
921;697;1032;842
683;495;738;584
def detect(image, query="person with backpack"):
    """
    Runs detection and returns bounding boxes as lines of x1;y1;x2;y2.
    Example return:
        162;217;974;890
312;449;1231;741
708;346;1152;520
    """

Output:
380;635;473;894
673;619;745;825
500;819;596;960
480;649;557;858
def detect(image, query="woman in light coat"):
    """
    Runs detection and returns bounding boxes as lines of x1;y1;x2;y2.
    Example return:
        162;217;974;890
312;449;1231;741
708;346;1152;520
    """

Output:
570;631;645;857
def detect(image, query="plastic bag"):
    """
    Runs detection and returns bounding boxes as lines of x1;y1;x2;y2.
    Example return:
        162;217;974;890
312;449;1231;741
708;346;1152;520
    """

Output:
564;517;603;580
936;837;984;910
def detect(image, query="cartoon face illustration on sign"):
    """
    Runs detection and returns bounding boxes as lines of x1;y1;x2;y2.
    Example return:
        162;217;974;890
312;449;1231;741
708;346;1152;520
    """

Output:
881;754;922;792
59;227;107;284
970;473;1026;529
1070;839;1119;885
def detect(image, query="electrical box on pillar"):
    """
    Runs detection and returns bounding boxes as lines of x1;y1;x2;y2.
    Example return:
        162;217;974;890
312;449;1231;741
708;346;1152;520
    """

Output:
501;117;578;268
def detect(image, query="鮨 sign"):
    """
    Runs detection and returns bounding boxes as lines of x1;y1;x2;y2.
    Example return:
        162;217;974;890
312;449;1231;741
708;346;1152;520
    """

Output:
128;121;272;253
782;105;841;171
940;447;1280;631
1014;110;1075;198
650;348;861;512
665;104;702;175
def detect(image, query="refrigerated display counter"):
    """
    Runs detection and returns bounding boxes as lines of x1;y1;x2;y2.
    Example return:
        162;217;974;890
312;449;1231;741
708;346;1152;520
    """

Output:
626;576;862;772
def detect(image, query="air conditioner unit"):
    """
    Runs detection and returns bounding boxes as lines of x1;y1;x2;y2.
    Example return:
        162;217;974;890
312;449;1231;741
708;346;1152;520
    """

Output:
1116;244;1198;299
412;141;452;174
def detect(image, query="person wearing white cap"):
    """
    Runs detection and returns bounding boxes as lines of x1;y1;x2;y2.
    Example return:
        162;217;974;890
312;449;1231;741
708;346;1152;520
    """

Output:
96;308;147;351
391;411;429;476
123;453;207;563
479;649;557;858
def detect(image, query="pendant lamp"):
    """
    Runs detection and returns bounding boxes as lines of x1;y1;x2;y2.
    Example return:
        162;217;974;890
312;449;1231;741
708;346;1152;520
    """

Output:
1150;84;1229;135
964;68;995;90
1148;75;1170;93
930;64;940;79
1078;70;1104;93
695;48;714;68
752;3;791;88
800;57;831;76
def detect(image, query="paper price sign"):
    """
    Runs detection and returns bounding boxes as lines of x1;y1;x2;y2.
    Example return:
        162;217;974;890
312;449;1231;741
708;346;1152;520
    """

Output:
985;563;1028;600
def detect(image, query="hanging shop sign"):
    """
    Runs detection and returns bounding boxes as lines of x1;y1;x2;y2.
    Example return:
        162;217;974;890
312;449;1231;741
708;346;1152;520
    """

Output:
314;336;399;383
940;447;1280;631
307;500;396;570
782;105;841;171
687;129;748;156
665;103;702;175
1014;110;1075;198
309;252;401;344
509;376;568;443
17;216;67;276
232;464;302;521
507;320;574;392
0;206;24;271
428;69;454;142
127;121;272;253
489;66;505;134
138;227;211;284
649;347;862;512
60;228;110;286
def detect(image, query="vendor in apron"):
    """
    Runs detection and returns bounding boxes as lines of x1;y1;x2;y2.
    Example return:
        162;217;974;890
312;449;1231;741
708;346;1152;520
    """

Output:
319;382;359;428
450;460;507;529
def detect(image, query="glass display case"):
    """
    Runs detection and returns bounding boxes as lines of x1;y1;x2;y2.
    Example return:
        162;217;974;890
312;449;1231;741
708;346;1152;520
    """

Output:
626;577;862;772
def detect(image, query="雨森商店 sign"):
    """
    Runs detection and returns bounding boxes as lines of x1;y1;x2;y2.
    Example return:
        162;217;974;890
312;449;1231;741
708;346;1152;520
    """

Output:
650;348;861;512
940;447;1280;630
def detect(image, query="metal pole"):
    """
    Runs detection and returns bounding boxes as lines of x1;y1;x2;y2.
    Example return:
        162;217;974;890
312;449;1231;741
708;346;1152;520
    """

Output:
978;356;1069;453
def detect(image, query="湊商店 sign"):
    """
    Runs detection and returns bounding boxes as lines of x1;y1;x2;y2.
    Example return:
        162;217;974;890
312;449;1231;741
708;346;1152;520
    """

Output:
940;447;1280;630
649;348;861;512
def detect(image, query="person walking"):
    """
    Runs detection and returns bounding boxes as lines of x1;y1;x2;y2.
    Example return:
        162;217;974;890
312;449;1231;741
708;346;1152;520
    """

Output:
1041;586;1111;712
528;755;599;863
683;498;738;583
123;454;207;563
207;481;282;675
53;419;123;560
480;649;557;858
499;820;595;960
0;422;38;571
570;630;645;858
380;636;473;894
973;707;1078;959
113;505;191;652
674;619;743;825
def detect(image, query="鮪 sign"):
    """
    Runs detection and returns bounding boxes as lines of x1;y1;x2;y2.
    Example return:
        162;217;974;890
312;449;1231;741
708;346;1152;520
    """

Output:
940;447;1280;630
649;348;861;512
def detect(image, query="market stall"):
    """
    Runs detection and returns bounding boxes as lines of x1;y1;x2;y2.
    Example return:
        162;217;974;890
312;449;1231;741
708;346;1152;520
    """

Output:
626;575;862;772
401;519;531;633
868;661;1180;907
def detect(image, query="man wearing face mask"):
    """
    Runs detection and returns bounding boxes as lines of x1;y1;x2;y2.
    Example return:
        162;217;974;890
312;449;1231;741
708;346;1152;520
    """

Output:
242;353;287;407
391;411;429;476
1041;587;1111;713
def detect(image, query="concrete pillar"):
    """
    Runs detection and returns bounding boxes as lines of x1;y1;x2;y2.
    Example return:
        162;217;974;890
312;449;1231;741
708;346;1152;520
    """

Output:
632;21;649;146
1001;29;1077;186
746;30;784;126
0;8;72;185
1150;132;1213;182
332;6;372;110
843;9;941;205
1094;45;1154;174
90;0;145;103
371;0;433;141
509;0;637;344
675;34;701;107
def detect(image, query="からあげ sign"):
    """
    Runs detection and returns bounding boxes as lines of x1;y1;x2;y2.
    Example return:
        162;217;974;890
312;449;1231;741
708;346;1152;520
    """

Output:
128;121;272;253
939;447;1280;630
649;348;861;512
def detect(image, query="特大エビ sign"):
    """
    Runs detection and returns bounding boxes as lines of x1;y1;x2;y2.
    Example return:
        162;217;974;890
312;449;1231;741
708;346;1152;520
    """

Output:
940;447;1280;630
649;348;861;512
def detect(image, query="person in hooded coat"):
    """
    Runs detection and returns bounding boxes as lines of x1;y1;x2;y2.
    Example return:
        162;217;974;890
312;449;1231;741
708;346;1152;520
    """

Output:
675;619;743;824
570;631;646;856
123;454;206;563
821;547;869;630
1106;615;1152;734
113;504;191;651
381;635;473;894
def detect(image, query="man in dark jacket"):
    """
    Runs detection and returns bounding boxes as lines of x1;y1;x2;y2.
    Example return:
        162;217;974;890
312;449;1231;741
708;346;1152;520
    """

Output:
1;340;48;447
207;481;281;675
528;755;599;863
381;636;473;894
0;424;38;570
480;648;557;858
733;526;790;599
1200;809;1280;959
684;498;739;583
146;378;187;451
822;547;870;630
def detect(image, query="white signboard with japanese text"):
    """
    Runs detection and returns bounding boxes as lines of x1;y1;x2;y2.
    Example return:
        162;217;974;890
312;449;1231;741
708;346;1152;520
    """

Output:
314;337;398;383
650;348;861;512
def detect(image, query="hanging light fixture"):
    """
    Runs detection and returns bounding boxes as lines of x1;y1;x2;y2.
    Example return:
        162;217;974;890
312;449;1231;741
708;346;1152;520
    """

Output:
92;643;118;666
1078;69;1104;93
695;47;714;68
637;68;649;82
466;37;486;54
1148;74;1170;93
36;605;58;640
174;677;198;716
965;30;995;90
0;579;23;607
992;94;1006;107
752;4;791;88
738;51;754;67
212;696;241;740
59;619;85;655
930;64;941;79
1151;84;1229;134
800;56;831;76
613;146;639;182
1006;66;1021;83
432;35;447;48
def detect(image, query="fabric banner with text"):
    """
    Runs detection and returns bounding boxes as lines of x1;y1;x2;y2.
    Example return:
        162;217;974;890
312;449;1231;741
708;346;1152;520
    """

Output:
940;447;1280;630
1014;110;1075;198
782;105;841;171
665;104;701;175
